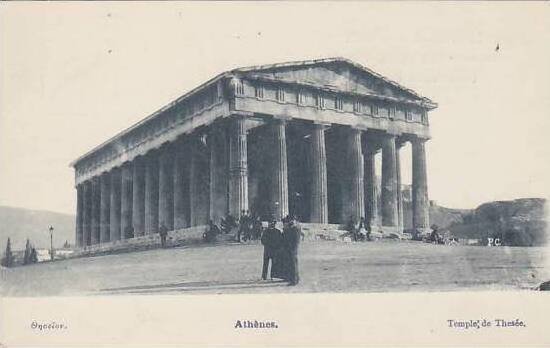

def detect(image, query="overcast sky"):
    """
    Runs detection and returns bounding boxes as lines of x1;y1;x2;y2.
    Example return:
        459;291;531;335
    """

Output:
1;2;549;215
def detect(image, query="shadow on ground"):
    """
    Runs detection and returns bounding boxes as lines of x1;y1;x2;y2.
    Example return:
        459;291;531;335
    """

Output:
98;278;289;295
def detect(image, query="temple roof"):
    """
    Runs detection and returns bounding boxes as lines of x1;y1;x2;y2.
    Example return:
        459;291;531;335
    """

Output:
71;57;436;168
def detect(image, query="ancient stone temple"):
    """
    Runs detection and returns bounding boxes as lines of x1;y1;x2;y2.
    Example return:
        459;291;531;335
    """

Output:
71;58;437;248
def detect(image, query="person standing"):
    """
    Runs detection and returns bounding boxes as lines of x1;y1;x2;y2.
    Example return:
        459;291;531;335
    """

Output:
357;217;366;241
261;218;285;280
283;216;301;286
252;215;263;241
237;210;248;242
159;223;168;248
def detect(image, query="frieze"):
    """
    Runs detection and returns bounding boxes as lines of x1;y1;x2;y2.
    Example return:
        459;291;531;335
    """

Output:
75;96;228;185
235;76;429;127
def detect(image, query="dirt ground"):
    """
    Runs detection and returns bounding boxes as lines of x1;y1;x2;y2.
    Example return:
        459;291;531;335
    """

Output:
1;240;548;296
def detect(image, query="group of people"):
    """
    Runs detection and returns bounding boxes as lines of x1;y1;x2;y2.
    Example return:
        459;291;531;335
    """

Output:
203;212;301;286
345;216;370;242
206;210;264;243
261;215;301;286
236;210;264;242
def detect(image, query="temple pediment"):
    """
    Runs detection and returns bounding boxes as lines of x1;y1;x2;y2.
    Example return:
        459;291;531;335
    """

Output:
232;57;433;105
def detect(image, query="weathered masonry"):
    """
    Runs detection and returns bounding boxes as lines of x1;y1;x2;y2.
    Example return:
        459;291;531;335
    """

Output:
71;58;437;248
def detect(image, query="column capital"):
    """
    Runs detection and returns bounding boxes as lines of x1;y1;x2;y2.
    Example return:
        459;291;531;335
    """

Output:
312;120;331;128
311;121;332;131
229;111;254;119
272;114;292;122
410;134;430;143
353;124;369;132
364;146;381;156
396;138;407;149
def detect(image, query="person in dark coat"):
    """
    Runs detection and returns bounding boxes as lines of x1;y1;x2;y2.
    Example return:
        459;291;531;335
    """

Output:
203;220;220;243
237;210;248;242
159;223;168;248
283;215;301;285
221;214;237;234
357;217;366;241
125;225;135;239
252;215;263;241
261;219;285;280
346;215;357;241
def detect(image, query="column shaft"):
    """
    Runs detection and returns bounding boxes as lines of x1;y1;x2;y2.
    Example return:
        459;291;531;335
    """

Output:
90;177;100;244
144;153;159;233
270;120;289;220
158;147;174;230
109;168;122;241
209;129;228;223
76;185;83;247
132;157;146;236
82;182;92;246
121;163;133;239
99;173;111;243
412;138;430;233
189;137;209;226
343;128;364;222
363;145;379;228
396;142;404;233
381;134;398;227
228;117;248;218
173;140;188;229
309;124;328;223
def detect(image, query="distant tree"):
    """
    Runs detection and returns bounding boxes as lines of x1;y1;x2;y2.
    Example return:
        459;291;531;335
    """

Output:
30;247;38;263
1;238;14;268
23;238;32;265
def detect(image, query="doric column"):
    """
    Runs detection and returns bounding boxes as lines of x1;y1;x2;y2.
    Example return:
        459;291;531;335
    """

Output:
99;172;111;243
363;143;379;229
132;156;146;236
120;162;133;240
189;141;198;226
76;184;83;247
173;139;188;229
158;146;174;230
270;119;289;220
343;127;364;222
228;116;248;218
396;140;404;234
309;123;328;223
90;177;100;245
189;136;209;226
144;152;159;234
82;181;92;246
381;134;398;228
412;137;430;234
109;168;122;241
209;128;228;223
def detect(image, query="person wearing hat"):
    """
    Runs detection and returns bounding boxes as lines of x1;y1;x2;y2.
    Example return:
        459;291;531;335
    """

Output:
261;218;285;280
283;215;301;286
159;223;169;248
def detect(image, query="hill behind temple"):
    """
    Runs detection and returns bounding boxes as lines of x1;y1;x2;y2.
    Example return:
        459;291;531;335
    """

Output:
0;206;75;250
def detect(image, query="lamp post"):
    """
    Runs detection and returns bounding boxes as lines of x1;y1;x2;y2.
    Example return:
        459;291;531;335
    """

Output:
49;226;54;261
